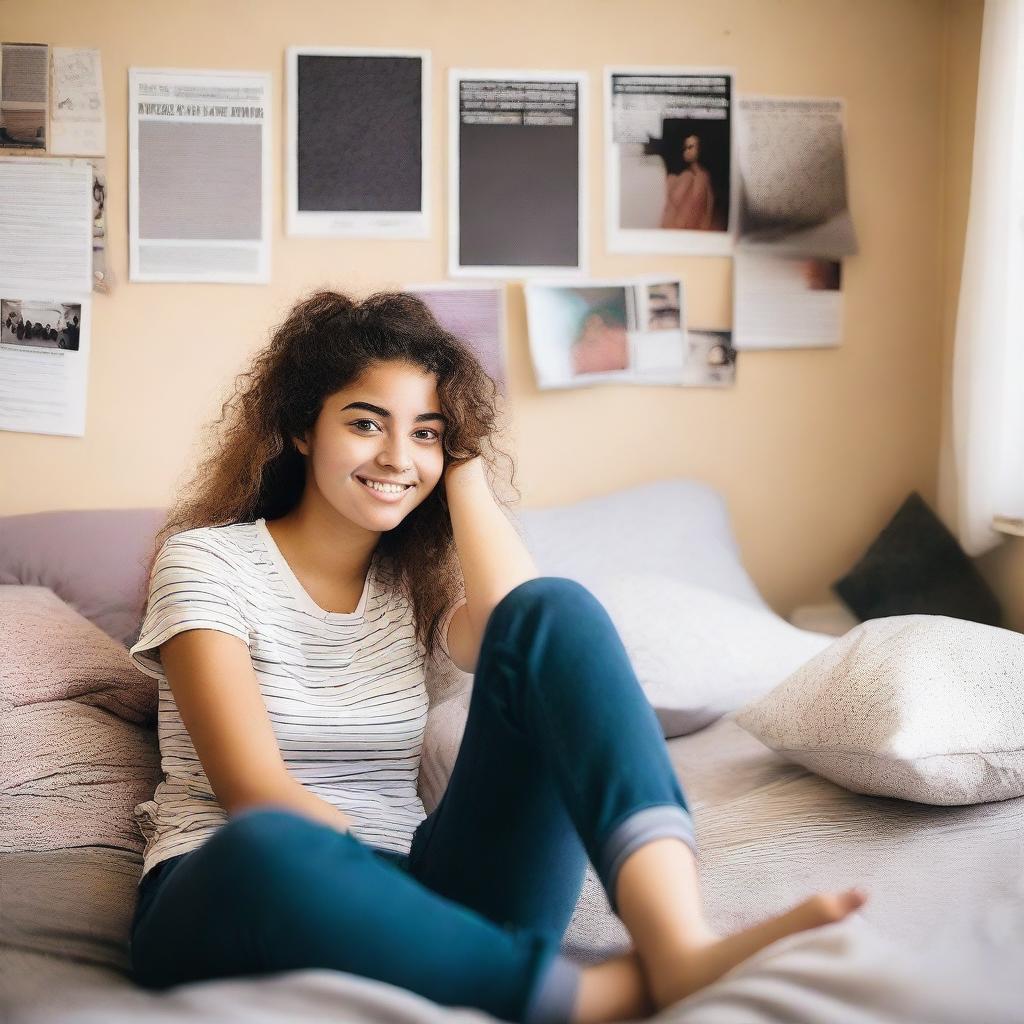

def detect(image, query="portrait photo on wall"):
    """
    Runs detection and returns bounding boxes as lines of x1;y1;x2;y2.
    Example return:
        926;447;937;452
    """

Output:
606;67;734;256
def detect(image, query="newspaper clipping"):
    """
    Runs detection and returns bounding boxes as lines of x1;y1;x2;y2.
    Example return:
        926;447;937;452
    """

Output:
0;156;93;436
733;254;843;350
451;70;586;277
606;67;734;255
287;48;430;239
128;68;271;283
0;297;90;436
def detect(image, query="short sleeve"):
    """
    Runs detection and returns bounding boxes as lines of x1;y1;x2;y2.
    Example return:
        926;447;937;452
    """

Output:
437;593;468;663
129;533;251;680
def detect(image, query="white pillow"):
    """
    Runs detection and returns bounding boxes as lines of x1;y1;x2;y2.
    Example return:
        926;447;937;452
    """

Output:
588;572;834;737
734;614;1024;805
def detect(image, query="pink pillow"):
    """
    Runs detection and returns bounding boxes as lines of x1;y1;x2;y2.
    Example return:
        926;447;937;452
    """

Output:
0;586;160;854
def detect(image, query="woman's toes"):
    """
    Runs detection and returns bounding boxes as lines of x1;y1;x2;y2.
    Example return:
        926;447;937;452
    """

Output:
804;888;868;925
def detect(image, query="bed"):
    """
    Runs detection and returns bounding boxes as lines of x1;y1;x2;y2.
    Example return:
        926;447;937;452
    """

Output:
2;478;1021;1023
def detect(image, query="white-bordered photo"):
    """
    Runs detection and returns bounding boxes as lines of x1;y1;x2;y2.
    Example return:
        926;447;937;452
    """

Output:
128;67;271;284
605;66;736;256
524;274;688;389
287;46;430;239
403;281;509;395
449;68;588;279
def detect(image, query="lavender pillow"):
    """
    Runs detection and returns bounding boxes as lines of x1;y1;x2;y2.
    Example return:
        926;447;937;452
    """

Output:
0;507;166;646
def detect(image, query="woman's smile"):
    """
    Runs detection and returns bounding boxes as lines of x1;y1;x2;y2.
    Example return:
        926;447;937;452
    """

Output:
355;475;415;502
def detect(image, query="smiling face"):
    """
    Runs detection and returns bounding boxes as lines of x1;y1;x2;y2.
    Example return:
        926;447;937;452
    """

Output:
682;134;700;165
292;360;447;535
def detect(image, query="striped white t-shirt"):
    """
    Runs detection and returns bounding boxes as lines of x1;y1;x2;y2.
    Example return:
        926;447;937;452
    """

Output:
128;517;466;883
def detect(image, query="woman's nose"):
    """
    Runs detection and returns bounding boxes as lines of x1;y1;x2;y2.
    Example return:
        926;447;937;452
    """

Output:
379;437;413;470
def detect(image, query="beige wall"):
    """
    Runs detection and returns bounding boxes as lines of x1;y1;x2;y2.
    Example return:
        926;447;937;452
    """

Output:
2;0;1007;624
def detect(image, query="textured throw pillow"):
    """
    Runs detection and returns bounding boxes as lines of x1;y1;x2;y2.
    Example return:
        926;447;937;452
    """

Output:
734;614;1024;805
832;491;1002;627
587;572;835;737
0;586;161;971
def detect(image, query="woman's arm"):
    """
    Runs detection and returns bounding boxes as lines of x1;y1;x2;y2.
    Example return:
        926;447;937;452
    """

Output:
443;456;539;651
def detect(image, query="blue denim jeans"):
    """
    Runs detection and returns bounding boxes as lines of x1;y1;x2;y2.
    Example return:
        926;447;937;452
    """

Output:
129;577;697;1024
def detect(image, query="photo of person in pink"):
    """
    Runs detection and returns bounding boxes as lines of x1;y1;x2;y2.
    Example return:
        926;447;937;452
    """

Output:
659;132;715;230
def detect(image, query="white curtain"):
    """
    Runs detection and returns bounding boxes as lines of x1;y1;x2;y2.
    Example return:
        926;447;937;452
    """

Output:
945;0;1024;556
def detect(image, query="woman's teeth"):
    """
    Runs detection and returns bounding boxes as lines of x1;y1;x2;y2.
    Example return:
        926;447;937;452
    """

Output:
359;477;411;495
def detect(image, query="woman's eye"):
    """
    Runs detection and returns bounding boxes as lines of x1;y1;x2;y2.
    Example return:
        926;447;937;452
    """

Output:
353;420;439;442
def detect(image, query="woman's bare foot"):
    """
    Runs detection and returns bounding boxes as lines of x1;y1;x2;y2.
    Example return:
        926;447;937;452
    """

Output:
647;887;868;1011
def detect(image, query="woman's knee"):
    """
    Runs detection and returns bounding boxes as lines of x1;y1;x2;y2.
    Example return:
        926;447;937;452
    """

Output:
497;576;595;618
205;806;328;878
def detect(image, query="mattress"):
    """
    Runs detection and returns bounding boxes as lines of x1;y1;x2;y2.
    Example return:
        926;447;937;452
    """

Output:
4;714;1022;1023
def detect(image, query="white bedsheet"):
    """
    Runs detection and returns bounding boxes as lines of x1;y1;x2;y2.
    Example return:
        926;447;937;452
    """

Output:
5;714;1022;1023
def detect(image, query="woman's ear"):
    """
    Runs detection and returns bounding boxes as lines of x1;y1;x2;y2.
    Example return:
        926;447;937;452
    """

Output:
292;433;310;457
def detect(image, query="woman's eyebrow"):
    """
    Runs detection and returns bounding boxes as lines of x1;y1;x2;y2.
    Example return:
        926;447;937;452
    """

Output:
342;401;447;425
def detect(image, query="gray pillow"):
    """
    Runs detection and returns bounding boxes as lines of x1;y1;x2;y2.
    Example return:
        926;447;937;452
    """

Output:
588;572;833;737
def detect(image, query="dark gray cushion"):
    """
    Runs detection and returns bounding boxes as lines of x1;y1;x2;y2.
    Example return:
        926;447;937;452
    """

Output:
832;492;1002;626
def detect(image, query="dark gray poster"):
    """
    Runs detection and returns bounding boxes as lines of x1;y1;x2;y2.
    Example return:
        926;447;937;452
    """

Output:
451;73;585;275
288;48;429;238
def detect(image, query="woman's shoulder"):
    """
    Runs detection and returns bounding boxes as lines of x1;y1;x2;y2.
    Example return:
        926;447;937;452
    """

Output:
158;521;261;563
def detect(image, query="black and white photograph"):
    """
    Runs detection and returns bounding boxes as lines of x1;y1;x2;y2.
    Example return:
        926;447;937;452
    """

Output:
682;329;737;387
0;41;48;149
2;299;82;350
646;281;682;331
450;69;586;277
606;67;734;255
287;47;429;238
736;96;858;258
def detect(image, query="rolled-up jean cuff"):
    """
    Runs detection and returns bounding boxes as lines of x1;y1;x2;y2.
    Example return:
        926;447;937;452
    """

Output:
523;951;582;1024
599;804;698;915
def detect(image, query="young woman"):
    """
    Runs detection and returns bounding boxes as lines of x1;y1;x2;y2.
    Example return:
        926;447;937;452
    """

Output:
126;289;867;1024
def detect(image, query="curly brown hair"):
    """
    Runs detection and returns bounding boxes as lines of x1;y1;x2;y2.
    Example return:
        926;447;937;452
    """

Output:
143;288;519;664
